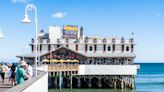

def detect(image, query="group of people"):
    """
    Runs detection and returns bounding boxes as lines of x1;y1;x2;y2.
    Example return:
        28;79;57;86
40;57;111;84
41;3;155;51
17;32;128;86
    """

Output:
0;61;33;87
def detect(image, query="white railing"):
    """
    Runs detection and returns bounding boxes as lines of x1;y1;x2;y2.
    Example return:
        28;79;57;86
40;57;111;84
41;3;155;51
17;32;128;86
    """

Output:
78;65;138;75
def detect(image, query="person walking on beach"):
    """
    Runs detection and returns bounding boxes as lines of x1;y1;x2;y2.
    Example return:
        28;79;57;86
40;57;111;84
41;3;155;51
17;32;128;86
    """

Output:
0;63;5;83
16;61;29;84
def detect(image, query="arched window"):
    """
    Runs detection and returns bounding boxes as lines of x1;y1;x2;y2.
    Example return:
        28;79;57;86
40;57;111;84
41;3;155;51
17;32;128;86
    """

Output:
108;46;111;51
89;46;93;51
126;46;129;51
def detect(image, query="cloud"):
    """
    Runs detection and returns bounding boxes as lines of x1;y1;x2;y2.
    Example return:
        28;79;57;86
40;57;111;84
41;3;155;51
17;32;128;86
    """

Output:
0;27;4;38
12;0;27;3
52;12;67;19
12;0;36;3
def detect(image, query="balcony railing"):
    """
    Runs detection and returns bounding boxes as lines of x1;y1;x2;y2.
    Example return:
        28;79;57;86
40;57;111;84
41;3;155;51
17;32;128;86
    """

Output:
48;64;78;72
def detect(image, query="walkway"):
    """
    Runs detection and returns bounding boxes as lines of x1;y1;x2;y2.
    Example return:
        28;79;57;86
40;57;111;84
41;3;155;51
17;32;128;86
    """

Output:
0;73;12;92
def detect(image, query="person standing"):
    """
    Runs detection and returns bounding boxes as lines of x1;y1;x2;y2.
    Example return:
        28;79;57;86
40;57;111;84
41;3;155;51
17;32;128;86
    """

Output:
11;63;16;86
0;63;5;83
8;64;12;82
26;62;33;79
16;61;29;84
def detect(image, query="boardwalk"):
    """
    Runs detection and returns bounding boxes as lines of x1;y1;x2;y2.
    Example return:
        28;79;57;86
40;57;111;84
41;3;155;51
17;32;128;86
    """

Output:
0;74;12;92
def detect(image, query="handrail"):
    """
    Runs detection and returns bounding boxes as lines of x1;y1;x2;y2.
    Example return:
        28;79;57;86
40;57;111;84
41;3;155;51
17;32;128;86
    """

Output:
5;70;47;92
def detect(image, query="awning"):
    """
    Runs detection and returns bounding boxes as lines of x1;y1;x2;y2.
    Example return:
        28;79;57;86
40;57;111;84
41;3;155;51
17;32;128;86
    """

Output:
47;59;79;63
42;59;49;62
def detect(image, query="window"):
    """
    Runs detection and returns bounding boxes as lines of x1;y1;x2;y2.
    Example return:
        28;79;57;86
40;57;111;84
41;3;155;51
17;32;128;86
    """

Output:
66;39;69;43
89;46;93;51
126;46;129;51
89;60;92;64
112;45;115;51
48;45;51;51
103;38;106;43
76;44;78;51
40;45;42;52
108;46;111;51
66;44;68;47
103;45;106;51
131;45;134;52
94;45;97;52
84;37;88;43
122;45;124;51
85;44;88;52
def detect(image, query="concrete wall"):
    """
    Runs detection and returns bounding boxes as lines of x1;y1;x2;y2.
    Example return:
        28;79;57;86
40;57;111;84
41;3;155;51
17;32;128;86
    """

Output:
5;66;48;92
22;72;48;92
37;65;48;72
78;65;137;75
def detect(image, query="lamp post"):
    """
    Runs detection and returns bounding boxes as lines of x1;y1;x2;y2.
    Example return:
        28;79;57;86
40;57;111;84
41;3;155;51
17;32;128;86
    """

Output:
22;4;38;76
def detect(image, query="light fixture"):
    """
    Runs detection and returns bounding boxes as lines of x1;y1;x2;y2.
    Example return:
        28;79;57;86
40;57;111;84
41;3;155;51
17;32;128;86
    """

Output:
22;14;31;23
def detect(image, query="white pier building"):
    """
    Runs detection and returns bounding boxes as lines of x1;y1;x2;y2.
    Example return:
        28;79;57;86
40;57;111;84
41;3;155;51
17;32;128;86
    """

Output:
17;25;138;89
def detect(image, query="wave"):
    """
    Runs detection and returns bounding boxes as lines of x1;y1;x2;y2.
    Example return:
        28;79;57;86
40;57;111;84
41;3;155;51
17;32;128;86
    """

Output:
136;74;164;78
136;82;164;85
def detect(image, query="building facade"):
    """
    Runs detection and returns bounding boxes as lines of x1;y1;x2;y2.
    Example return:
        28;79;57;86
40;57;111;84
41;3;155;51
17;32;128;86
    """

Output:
17;25;138;89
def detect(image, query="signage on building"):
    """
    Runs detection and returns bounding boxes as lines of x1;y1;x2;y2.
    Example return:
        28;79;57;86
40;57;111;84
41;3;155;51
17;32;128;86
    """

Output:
63;25;78;38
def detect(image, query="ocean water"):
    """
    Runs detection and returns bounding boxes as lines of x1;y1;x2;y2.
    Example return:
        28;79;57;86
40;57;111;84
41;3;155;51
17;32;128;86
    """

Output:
135;63;164;92
49;63;164;92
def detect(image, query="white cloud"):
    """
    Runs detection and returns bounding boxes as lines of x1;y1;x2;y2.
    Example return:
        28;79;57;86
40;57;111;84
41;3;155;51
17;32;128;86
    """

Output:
0;27;4;38
12;0;26;3
52;12;67;19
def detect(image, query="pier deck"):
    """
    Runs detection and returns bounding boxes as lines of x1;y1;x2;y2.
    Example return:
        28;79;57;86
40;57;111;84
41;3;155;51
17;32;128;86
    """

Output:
0;74;12;92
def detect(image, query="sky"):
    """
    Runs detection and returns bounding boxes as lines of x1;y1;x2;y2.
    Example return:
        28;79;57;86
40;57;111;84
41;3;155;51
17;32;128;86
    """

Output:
0;0;164;63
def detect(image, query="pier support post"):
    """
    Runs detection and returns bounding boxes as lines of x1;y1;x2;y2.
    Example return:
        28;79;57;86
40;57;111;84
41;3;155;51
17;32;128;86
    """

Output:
77;78;81;88
120;79;124;89
70;72;72;90
98;77;102;88
59;71;62;91
88;76;92;88
54;76;57;88
131;78;134;89
114;81;116;89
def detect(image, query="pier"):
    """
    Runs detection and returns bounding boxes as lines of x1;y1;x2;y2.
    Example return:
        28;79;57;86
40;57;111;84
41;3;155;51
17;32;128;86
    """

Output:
0;77;12;92
48;74;135;89
48;64;137;89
